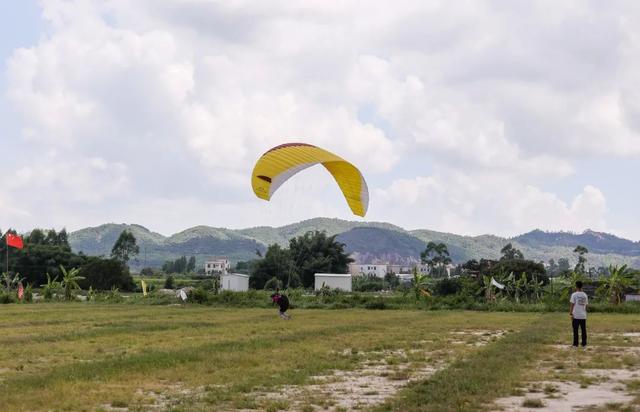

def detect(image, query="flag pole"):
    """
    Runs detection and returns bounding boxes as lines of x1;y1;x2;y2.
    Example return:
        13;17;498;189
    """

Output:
5;233;8;276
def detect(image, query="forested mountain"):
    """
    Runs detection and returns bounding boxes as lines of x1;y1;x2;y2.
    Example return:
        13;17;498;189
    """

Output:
68;218;640;270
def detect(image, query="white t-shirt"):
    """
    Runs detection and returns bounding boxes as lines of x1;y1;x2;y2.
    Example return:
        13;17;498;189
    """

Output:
570;291;588;319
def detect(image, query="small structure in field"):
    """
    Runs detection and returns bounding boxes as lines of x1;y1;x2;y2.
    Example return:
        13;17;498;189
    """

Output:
220;273;250;292
314;273;352;292
625;294;640;302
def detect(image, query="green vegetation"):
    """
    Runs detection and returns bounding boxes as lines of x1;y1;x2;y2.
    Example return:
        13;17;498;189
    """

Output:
162;255;197;274
1;306;639;411
251;231;352;289
66;219;640;271
376;314;564;411
0;306;535;411
111;229;140;264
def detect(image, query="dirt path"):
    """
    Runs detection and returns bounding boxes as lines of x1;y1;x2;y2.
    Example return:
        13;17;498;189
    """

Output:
492;333;640;411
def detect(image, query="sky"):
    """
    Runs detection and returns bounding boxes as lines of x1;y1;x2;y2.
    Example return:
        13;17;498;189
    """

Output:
1;0;640;240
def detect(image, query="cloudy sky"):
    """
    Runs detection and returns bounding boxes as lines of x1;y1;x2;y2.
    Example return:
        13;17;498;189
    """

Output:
1;1;639;239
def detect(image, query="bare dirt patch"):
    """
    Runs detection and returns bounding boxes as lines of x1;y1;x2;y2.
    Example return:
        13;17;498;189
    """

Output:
494;365;639;411
244;330;506;411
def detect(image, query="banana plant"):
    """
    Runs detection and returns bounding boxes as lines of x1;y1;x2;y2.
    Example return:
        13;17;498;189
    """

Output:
411;269;431;300
40;273;61;301
528;274;545;302
2;272;24;293
477;275;493;302
597;265;635;304
557;271;585;301
60;266;84;301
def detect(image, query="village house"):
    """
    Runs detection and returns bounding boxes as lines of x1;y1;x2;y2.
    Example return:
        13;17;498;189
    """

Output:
204;257;231;275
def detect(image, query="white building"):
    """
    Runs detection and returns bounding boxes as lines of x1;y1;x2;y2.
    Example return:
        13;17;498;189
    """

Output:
348;263;387;278
220;273;250;292
386;264;413;275
205;257;230;275
315;273;352;292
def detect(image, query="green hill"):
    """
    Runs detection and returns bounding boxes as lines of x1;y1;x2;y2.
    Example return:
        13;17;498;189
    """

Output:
68;218;640;270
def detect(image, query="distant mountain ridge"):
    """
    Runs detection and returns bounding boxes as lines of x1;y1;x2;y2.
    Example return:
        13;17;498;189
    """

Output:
68;218;640;270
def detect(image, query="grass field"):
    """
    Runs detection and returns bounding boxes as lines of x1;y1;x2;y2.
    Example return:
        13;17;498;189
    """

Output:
1;305;639;411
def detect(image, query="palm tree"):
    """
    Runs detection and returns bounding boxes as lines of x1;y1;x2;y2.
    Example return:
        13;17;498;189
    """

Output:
597;265;635;304
420;242;452;278
573;245;589;275
60;266;84;301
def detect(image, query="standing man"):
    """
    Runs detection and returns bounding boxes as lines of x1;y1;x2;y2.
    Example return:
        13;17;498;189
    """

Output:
570;280;588;348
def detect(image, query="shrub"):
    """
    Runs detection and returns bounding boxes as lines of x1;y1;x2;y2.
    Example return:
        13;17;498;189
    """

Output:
79;257;135;291
353;275;385;292
434;278;462;296
264;277;283;291
164;275;175;289
189;287;209;304
23;284;33;302
0;293;16;304
365;299;387;310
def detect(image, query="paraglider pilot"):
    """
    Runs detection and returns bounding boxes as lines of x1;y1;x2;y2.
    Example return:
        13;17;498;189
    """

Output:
271;288;291;320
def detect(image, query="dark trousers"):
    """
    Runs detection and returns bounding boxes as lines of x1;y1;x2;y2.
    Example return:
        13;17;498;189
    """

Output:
572;318;587;347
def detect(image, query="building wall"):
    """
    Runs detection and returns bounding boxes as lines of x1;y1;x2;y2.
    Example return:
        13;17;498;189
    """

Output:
205;258;231;275
315;274;352;292
348;264;387;278
221;274;249;292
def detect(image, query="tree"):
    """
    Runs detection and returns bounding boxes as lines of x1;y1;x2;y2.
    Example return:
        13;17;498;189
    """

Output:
557;258;571;274
45;229;59;246
28;229;46;245
250;244;295;289
57;229;71;251
462;259;497;277
573;245;588;275
434;277;462;296
78;257;135;291
164;275;175;289
60;266;84;301
289;231;353;288
597;265;635;304
235;260;257;275
547;259;559;277
1;228;85;286
500;243;524;260
187;256;196;273
384;272;400;290
490;259;548;286
420;242;452;278
111;230;140;264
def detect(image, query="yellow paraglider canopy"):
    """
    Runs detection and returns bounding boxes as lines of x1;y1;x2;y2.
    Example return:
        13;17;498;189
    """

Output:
251;143;369;217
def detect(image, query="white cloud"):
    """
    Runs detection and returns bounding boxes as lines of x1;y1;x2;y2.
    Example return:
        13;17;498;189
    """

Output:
373;173;608;237
2;0;640;238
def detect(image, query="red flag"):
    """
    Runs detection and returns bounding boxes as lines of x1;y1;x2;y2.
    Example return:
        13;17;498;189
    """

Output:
6;234;23;250
17;283;24;300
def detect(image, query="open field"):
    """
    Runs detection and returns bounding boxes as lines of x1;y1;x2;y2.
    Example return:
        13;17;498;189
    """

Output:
0;305;639;411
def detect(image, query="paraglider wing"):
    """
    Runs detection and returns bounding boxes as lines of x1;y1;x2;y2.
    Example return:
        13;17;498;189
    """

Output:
251;143;369;217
